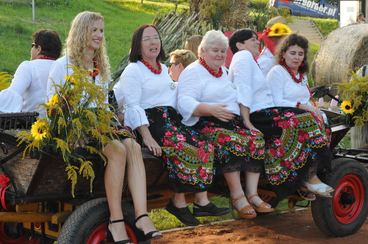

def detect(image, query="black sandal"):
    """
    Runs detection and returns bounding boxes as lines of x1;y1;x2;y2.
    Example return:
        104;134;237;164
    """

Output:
135;214;162;240
107;218;132;244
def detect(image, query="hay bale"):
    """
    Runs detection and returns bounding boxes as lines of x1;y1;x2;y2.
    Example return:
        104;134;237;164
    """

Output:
311;24;368;85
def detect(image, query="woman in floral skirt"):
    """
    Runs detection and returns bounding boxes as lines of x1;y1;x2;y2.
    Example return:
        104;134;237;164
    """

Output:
114;24;229;227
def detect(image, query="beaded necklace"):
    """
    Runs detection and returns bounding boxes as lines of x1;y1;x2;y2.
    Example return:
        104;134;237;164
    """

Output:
282;63;304;84
199;57;223;78
90;59;99;80
141;59;162;74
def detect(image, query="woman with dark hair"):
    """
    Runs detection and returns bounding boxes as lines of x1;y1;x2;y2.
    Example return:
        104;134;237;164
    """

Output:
228;29;333;201
0;29;61;115
114;25;229;227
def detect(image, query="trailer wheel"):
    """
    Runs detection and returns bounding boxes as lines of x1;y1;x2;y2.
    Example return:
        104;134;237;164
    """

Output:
312;158;368;236
57;198;139;244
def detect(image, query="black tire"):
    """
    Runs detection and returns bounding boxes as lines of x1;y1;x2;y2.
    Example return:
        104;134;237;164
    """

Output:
311;158;368;236
57;198;143;244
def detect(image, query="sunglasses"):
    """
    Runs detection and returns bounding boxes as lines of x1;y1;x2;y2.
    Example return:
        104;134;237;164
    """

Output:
31;43;37;48
169;62;179;68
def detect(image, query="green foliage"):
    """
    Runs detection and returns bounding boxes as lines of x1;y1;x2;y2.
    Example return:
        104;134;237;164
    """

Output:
198;0;250;30
17;66;116;197
300;16;339;36
338;74;368;127
249;0;269;10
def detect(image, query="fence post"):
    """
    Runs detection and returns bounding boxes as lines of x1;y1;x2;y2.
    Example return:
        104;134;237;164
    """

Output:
32;0;35;22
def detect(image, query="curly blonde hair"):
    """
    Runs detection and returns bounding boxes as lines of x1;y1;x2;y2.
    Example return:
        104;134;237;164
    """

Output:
65;11;110;82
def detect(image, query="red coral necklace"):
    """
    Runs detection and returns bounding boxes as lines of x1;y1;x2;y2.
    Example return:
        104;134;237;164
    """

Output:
90;59;99;79
199;57;223;78
141;59;162;74
282;63;304;84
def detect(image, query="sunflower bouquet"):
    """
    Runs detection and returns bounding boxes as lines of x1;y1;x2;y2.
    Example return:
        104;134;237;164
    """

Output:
338;73;368;127
17;65;116;196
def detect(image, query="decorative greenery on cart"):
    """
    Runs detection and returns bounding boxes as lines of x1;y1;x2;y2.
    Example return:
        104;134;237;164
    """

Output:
17;66;116;197
338;73;368;127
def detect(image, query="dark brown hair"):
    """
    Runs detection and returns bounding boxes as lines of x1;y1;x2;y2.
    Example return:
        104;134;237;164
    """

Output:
229;28;257;54
33;29;62;59
129;24;165;62
276;33;309;73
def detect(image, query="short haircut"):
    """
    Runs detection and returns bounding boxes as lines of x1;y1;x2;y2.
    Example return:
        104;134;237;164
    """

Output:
33;29;62;59
229;28;257;54
129;24;165;63
198;30;228;58
169;49;197;68
276;33;309;73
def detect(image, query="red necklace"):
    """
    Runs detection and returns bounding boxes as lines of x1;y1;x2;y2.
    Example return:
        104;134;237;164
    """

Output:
38;55;56;60
141;59;162;74
90;59;99;78
199;57;223;78
282;63;304;83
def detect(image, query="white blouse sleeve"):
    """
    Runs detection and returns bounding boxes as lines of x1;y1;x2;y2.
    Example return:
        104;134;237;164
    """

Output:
118;65;149;130
231;51;253;109
267;66;297;107
47;60;66;100
177;67;202;126
0;61;32;112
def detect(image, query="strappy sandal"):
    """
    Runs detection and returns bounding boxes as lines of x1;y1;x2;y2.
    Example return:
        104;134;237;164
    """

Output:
231;195;257;219
107;219;132;244
297;188;316;201
248;194;275;213
135;214;162;240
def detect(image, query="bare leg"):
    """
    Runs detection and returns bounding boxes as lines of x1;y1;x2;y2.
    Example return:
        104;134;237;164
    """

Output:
104;140;129;241
173;193;187;208
194;191;210;206
123;138;160;236
245;172;271;208
224;171;252;211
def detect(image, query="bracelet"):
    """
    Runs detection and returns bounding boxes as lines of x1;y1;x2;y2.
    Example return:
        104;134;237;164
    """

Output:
296;102;301;108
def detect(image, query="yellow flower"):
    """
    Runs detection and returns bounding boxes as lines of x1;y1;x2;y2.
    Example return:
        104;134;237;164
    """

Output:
31;119;50;141
46;94;58;107
65;75;77;85
340;100;354;114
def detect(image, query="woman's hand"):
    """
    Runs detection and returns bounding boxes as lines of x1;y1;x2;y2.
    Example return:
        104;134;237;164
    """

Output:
210;105;235;122
300;104;323;122
243;120;260;132
138;125;162;157
143;136;162;157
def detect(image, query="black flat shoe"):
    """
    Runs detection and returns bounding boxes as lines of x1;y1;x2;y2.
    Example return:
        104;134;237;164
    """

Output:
192;202;230;217
107;218;131;244
165;199;200;226
135;213;162;241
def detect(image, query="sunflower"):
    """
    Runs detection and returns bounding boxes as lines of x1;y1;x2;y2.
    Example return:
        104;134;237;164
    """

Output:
46;94;58;107
65;75;77;85
31;119;50;141
340;100;354;114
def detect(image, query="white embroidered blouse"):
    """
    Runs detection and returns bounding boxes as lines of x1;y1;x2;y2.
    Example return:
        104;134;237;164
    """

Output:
228;50;274;113
267;64;310;107
0;59;54;115
177;61;239;126
257;47;275;76
113;61;177;130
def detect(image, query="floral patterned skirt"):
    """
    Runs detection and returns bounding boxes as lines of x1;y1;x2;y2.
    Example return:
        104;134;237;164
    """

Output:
193;116;265;173
250;107;330;193
145;106;214;193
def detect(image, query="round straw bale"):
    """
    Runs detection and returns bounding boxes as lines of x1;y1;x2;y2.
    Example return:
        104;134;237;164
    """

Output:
311;23;368;85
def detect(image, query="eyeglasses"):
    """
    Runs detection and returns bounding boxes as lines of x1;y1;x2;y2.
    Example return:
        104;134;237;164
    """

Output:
31;43;36;48
169;62;179;68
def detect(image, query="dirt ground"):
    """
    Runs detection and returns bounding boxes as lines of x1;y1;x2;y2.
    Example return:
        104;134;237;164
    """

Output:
152;208;368;244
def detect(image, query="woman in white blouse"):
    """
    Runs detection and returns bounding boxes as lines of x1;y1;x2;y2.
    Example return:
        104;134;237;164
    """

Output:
47;12;161;243
114;25;229;227
178;30;273;219
0;29;61;116
228;29;333;201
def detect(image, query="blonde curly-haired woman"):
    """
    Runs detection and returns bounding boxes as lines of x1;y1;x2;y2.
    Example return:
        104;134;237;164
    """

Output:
47;11;161;243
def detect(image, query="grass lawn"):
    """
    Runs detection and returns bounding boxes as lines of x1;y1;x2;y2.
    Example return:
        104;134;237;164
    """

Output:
0;0;187;74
